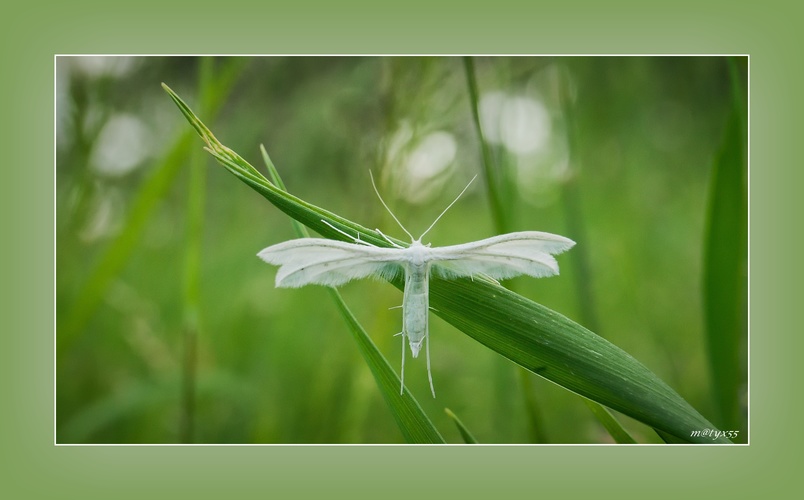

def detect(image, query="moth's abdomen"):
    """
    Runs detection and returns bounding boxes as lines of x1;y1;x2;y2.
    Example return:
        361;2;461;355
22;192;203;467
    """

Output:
403;263;429;358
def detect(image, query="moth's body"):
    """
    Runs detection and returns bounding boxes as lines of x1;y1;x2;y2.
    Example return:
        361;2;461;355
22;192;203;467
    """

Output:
402;246;429;358
258;174;575;397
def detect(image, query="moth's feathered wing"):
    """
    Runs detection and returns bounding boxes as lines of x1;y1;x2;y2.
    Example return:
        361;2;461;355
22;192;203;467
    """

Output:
259;231;576;287
429;231;576;280
257;238;403;288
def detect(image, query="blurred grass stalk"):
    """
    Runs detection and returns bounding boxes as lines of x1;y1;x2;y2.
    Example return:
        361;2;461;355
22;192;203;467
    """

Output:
556;64;639;444
58;59;248;353
463;57;548;443
464;56;636;443
179;57;215;443
462;57;509;234
702;57;748;438
445;408;479;444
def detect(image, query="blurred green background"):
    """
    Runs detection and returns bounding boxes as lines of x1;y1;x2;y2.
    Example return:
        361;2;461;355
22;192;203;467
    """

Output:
56;56;747;444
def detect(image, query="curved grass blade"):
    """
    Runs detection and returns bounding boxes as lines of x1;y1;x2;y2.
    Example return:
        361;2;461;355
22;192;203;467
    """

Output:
163;84;402;248
261;146;444;444
329;291;445;443
581;400;637;444
430;278;729;444
656;429;689;444
162;85;731;444
444;408;478;444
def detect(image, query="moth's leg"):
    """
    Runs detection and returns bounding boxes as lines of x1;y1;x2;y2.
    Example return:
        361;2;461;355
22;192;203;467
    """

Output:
320;219;375;247
428;307;439;313
426;329;435;398
389;305;403;310
375;228;405;249
399;330;406;395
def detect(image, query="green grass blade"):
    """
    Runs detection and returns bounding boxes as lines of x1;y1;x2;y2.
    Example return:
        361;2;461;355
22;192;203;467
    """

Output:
656;429;689;444
58;60;247;352
163;86;732;444
702;57;748;435
582;400;637;444
444;408;479;444
261;147;445;444
164;84;399;249
259;145;308;238
429;278;729;444
328;290;445;443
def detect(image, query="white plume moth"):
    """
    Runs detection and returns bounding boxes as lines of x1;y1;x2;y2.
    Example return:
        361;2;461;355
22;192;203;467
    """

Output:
258;173;575;397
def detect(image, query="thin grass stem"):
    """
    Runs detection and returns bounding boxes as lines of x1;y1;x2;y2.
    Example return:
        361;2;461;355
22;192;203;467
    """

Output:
179;57;214;444
463;57;551;443
557;65;637;444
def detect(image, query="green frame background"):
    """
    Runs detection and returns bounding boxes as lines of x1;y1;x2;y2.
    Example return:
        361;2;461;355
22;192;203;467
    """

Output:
2;0;800;497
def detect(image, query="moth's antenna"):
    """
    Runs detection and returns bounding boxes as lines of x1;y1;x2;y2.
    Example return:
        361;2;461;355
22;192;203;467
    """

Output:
418;175;477;241
321;219;375;247
369;170;414;242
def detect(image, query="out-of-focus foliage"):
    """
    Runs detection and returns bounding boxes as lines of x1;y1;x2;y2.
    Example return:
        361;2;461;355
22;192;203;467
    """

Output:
56;56;747;444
